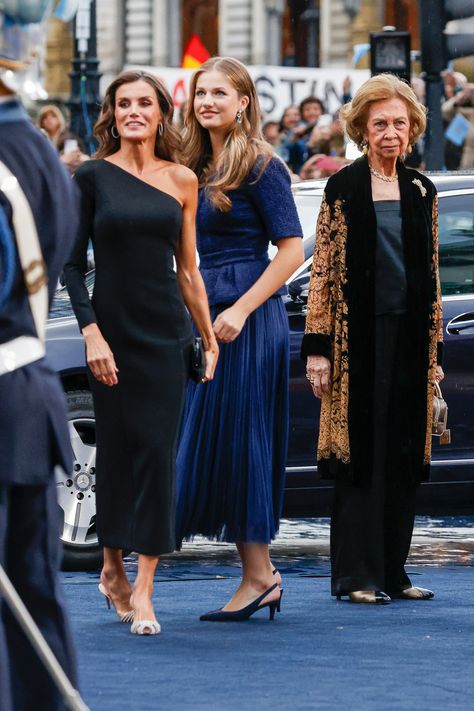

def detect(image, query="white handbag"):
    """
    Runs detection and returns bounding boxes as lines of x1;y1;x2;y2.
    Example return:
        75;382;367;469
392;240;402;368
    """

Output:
432;381;451;445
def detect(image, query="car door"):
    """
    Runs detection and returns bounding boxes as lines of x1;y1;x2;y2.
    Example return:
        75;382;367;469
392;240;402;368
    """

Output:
427;189;474;510
285;185;474;516
285;191;328;513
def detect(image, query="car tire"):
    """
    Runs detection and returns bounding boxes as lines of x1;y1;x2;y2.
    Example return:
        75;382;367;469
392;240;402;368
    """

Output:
59;389;102;571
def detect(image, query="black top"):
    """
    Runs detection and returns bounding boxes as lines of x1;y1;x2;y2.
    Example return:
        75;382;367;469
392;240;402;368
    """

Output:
64;159;193;351
374;200;407;316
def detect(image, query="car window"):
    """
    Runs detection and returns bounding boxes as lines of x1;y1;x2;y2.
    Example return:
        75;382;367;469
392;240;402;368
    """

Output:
85;271;95;294
287;194;321;290
297;200;321;241
288;189;474;300
298;200;321;261
270;195;321;261
288;261;312;301
438;194;474;296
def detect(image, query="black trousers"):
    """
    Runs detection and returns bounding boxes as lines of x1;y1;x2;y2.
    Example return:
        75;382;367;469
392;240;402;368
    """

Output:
331;314;417;596
0;480;78;711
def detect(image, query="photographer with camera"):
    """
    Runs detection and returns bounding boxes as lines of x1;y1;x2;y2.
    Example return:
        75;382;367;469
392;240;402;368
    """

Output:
442;83;474;170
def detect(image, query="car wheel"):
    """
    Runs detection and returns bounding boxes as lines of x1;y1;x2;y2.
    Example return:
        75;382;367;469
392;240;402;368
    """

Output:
57;389;102;571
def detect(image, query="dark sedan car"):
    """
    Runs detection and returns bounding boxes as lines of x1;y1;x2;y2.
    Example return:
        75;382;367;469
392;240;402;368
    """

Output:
47;173;474;569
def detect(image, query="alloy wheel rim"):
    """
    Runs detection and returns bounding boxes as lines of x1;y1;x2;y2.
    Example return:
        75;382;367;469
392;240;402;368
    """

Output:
56;417;98;548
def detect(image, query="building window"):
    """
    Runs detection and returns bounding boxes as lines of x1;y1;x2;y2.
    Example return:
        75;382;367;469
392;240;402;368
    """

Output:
385;0;420;48
182;0;218;59
282;0;320;67
123;0;153;65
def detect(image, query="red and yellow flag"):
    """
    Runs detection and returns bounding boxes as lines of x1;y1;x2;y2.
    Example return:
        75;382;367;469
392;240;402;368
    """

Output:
181;34;210;69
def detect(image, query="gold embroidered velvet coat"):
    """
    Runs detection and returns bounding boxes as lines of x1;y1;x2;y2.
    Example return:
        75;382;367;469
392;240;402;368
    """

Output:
301;156;443;485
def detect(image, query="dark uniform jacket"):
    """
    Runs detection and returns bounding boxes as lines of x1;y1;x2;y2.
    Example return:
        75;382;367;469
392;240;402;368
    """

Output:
0;99;78;484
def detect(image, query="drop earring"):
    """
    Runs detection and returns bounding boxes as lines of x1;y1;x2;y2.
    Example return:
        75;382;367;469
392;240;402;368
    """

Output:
362;142;368;155
158;123;164;136
236;109;243;124
407;144;413;155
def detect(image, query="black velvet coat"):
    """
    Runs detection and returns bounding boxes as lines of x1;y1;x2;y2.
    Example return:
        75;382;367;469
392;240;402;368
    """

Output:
301;156;443;485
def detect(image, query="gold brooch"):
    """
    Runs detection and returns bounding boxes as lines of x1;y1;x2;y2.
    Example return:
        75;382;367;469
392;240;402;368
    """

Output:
412;178;427;197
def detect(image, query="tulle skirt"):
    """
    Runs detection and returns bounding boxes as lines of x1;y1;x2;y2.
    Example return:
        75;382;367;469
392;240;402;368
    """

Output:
175;297;290;545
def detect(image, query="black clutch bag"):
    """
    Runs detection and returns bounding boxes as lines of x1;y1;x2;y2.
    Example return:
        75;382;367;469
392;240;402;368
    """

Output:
189;337;206;383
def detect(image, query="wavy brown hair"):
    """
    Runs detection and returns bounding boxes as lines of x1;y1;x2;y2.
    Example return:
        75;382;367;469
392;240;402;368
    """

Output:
339;73;427;150
181;57;273;211
94;70;180;162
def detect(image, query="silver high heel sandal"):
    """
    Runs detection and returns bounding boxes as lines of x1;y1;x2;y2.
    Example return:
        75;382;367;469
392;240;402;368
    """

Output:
131;619;161;635
98;583;135;623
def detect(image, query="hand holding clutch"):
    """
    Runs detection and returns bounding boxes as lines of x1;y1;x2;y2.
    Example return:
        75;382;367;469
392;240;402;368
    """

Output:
189;337;206;383
189;336;219;383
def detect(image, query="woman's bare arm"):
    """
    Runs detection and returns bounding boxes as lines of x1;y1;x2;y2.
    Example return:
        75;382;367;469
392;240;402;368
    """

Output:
174;166;219;380
212;238;304;343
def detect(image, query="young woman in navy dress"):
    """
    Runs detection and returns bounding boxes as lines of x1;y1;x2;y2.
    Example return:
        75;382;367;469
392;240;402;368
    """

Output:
176;57;304;621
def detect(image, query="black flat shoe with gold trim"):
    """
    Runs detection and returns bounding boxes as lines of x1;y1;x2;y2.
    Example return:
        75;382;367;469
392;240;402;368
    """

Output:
390;587;434;600
337;590;391;604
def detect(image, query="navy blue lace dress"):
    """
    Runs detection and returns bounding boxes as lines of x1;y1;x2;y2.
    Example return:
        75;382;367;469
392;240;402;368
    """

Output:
176;157;303;545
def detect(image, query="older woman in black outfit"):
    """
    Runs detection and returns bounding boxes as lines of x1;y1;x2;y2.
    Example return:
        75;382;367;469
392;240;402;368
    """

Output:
65;71;218;634
303;74;444;604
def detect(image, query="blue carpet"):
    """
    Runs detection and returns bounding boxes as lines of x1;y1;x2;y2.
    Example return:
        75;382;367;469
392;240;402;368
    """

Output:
63;565;474;711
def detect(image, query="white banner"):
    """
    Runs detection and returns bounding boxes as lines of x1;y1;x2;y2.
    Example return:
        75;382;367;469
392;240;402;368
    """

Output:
130;65;370;120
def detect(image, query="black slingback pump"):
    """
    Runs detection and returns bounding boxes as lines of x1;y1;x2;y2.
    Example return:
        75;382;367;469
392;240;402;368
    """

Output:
200;583;282;622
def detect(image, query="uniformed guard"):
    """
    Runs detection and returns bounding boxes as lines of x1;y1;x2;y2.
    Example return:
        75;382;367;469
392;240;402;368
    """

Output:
0;3;80;709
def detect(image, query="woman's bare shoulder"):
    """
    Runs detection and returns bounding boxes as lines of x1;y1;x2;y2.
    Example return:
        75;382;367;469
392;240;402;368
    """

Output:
166;163;198;187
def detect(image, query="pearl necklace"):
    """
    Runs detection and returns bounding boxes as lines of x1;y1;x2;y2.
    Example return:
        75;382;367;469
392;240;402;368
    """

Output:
369;164;398;183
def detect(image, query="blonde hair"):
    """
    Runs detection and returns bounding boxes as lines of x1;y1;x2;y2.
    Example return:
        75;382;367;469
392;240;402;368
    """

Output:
94;71;180;163
181;56;273;211
38;104;66;135
339;73;427;150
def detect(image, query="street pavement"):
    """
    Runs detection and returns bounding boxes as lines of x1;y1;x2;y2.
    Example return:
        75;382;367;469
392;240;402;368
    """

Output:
63;518;474;711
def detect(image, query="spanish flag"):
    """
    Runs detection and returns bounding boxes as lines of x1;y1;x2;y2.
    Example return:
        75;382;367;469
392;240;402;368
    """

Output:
181;34;210;69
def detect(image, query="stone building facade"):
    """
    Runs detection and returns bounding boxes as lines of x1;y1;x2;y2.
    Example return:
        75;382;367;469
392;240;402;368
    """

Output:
46;0;474;100
45;1;391;98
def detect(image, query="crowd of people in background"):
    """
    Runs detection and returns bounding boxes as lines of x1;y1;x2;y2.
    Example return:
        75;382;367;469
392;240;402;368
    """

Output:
37;103;89;174
261;71;474;181
34;69;474;184
262;96;350;180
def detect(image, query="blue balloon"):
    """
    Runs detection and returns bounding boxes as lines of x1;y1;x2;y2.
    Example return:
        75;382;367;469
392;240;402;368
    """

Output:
0;1;52;25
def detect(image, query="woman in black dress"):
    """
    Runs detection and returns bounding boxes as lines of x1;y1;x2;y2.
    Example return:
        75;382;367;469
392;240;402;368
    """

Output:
65;71;218;634
303;74;444;604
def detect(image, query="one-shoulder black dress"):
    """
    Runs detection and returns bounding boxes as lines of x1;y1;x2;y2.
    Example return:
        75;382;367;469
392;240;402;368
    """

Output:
65;160;193;556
